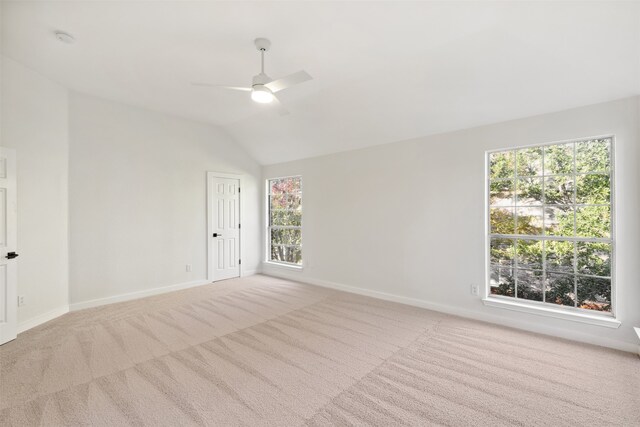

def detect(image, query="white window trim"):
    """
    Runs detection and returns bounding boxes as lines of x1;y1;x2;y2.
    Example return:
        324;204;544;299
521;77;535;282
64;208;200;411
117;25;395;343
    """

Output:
482;297;621;328
263;260;304;271
484;135;617;325
266;175;303;267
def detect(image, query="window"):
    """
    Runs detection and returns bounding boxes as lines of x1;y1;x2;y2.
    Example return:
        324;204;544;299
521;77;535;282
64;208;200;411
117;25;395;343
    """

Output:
487;137;614;314
267;176;302;266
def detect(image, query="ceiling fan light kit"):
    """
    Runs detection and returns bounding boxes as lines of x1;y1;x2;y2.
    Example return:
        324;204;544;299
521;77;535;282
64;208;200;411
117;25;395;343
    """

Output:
251;85;274;103
250;69;274;103
193;37;312;114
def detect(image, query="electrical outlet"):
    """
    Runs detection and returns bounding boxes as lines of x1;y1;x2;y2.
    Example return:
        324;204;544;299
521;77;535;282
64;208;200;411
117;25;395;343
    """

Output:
17;295;25;307
470;284;479;296
186;264;192;272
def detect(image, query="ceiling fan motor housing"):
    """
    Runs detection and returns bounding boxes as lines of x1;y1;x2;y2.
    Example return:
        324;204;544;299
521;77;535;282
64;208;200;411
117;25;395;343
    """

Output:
252;72;272;88
254;38;271;52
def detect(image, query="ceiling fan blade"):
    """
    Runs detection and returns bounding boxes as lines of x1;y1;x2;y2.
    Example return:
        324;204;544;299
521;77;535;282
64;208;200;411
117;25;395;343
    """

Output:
265;70;312;93
271;95;290;116
191;83;252;92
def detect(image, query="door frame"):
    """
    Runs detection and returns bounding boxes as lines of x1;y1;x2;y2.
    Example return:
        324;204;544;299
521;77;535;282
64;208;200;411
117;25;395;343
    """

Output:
207;172;242;282
0;147;17;345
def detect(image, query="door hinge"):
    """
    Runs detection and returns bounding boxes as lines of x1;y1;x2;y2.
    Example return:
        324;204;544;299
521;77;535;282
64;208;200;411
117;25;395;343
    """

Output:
238;187;241;193
238;223;241;229
239;259;242;265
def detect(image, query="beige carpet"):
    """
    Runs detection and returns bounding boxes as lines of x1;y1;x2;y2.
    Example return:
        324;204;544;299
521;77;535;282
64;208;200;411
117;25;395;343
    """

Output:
0;275;638;426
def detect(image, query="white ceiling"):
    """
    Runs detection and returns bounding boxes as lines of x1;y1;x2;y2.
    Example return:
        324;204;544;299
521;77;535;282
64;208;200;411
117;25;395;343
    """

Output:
3;1;640;164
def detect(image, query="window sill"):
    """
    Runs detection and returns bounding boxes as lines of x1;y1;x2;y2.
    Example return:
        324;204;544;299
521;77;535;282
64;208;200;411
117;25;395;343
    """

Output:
263;261;304;271
482;297;621;329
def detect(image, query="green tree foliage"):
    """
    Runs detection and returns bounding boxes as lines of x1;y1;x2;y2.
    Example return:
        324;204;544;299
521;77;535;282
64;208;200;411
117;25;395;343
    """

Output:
546;240;574;272
489;152;514;180
516;147;542;176
269;177;302;264
517;178;542;205
488;139;612;311
576;139;610;173
517;269;543;301
577;276;611;311
544;143;573;175
544;176;574;205
576;206;610;238
546;273;575;306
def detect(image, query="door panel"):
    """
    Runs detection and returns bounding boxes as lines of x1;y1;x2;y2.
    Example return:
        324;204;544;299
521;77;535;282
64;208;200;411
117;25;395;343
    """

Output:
0;148;17;345
208;175;240;281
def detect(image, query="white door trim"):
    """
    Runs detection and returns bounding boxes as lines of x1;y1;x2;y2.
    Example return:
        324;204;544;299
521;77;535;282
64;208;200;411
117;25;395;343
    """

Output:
207;172;242;282
0;147;17;345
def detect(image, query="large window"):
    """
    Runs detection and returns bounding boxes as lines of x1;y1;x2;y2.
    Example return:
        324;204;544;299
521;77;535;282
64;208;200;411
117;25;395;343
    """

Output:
487;137;614;314
267;176;302;266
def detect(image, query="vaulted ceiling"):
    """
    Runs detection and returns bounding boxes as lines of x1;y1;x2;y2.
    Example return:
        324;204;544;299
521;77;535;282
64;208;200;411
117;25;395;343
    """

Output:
3;1;639;164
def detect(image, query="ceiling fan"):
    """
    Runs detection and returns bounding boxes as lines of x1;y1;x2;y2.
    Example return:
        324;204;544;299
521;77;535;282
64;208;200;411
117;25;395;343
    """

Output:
193;38;312;115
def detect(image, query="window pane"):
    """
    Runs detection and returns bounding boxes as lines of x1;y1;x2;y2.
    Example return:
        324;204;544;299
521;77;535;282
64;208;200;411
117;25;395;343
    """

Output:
544;176;574;205
544;143;574;175
516;239;543;269
490;207;515;234
490;266;514;297
516;177;543;206
575;174;610;205
271;228;301;246
544;206;574;236
576;139;610;174
490;180;514;206
269;194;286;209
576;276;611;312
488;138;614;315
545;240;574;273
270;245;302;265
545;273;576;307
577;242;611;277
490;151;515;180
516;147;543;176
516;269;543;301
270;210;302;227
576;205;610;238
490;238;514;266
270;194;301;210
268;176;302;265
516;207;543;235
269;177;301;194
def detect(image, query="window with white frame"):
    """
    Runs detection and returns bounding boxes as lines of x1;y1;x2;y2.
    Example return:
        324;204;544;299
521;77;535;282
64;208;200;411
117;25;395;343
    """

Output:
267;176;302;265
488;137;614;314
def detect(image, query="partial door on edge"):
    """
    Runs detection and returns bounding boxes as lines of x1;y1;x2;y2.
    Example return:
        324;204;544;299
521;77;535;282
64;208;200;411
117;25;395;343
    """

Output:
208;174;240;281
0;148;17;345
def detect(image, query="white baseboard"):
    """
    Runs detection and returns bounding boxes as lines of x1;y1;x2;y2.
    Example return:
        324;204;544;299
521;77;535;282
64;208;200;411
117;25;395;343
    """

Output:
70;279;211;311
263;271;637;354
242;268;261;277
18;305;70;334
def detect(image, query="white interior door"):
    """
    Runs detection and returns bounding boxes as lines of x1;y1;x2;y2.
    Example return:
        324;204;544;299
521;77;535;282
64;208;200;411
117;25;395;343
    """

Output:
208;174;240;281
0;148;17;345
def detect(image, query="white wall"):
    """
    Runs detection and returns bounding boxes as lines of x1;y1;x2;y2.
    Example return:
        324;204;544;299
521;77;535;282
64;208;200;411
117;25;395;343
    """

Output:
263;96;640;352
69;93;261;306
1;56;70;326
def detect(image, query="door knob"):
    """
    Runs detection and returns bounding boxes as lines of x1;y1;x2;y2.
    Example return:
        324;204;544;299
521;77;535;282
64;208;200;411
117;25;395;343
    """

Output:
6;252;18;259
212;233;222;237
